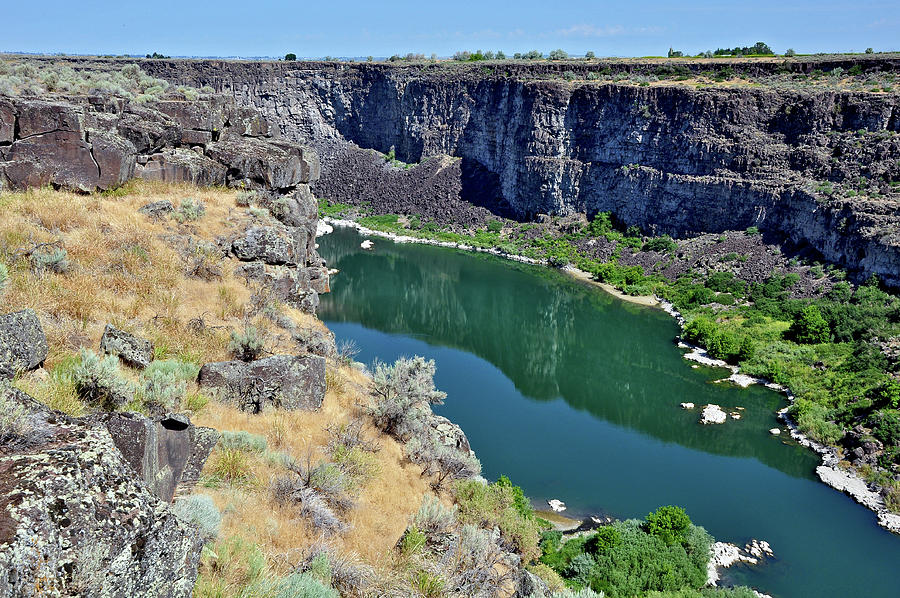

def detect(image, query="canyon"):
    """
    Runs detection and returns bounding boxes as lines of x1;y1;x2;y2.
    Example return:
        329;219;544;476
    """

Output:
119;56;900;285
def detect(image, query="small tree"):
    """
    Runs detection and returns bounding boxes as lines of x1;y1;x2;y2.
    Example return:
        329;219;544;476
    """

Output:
791;304;830;344
645;505;692;546
285;53;297;61
866;47;874;54
496;50;506;60
548;49;569;60
585;51;595;60
785;48;796;57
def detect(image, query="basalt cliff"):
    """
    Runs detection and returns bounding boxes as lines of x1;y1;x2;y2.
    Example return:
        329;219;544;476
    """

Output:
121;57;900;286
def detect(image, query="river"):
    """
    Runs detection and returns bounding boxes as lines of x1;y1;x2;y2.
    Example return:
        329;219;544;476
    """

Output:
317;225;900;598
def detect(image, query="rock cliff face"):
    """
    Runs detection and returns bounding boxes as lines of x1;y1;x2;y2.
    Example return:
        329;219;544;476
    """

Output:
129;59;900;284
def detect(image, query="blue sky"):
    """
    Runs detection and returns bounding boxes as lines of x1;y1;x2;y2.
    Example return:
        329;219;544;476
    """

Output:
5;1;898;58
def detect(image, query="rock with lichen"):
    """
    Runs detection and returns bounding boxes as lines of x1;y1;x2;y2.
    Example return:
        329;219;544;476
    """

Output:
0;386;203;597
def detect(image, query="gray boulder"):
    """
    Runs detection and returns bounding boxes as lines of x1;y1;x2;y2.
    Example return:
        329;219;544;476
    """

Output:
135;148;226;187
106;412;219;502
100;324;154;369
0;309;48;378
0;386;203;598
138;200;175;218
198;354;326;413
232;226;303;265
206;136;318;189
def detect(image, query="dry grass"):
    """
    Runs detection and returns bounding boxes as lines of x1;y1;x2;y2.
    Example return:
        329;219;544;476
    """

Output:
194;365;432;571
0;181;432;589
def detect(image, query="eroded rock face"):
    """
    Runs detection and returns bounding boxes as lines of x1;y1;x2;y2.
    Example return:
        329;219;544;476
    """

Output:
135;58;900;286
0;309;48;378
100;324;154;369
0;386;203;597
198;354;326;413
105;412;219;502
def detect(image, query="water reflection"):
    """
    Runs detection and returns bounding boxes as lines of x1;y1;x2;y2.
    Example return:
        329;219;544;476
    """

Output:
318;227;816;478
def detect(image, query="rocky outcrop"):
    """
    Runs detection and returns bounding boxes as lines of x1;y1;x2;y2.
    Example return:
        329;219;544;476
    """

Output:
0;92;319;198
0;386;203;597
0;309;48;378
197;354;326;412
125;58;900;285
105;412;219;502
100;324;154;369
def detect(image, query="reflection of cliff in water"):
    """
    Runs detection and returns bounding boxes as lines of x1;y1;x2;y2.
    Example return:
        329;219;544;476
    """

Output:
318;227;817;479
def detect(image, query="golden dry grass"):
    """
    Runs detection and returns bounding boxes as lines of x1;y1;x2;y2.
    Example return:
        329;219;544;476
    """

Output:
0;181;325;371
0;181;431;590
194;365;432;572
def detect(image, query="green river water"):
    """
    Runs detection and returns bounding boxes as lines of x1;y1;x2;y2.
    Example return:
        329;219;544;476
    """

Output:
318;225;900;598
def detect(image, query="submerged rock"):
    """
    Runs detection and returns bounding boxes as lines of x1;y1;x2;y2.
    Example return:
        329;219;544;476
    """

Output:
700;404;727;425
0;386;203;597
548;499;566;512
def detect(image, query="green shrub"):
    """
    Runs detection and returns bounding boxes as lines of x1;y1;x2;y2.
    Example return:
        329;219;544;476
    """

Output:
72;349;134;410
173;198;206;223
0;263;8;292
400;525;427;556
139;367;186;413
229;326;264;361
790;304;831;344
219;430;268;453
745;226;759;235
172;494;221;542
487;219;503;233
31;246;71;274
413;494;457;534
274;572;339;598
454;478;544;561
870;410;900;445
645;505;692;546
643;236;677;253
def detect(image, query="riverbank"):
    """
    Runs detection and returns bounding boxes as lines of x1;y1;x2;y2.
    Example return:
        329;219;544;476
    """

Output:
680;340;900;534
323;217;662;307
320;215;900;535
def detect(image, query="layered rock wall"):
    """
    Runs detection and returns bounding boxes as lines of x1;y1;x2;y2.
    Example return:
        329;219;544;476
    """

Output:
128;59;900;284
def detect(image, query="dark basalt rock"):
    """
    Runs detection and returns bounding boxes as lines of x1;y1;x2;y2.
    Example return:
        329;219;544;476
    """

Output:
100;324;154;369
197;354;326;413
0;386;203;597
105;412;219;502
206;135;318;189
0;309;48;378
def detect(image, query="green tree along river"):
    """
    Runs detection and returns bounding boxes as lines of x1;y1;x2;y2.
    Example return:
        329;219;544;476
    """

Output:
317;226;900;598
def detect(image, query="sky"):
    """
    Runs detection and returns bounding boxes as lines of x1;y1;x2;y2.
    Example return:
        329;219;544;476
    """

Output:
4;1;898;58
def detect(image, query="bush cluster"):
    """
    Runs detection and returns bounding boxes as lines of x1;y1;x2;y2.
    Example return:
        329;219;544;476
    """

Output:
540;507;713;597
